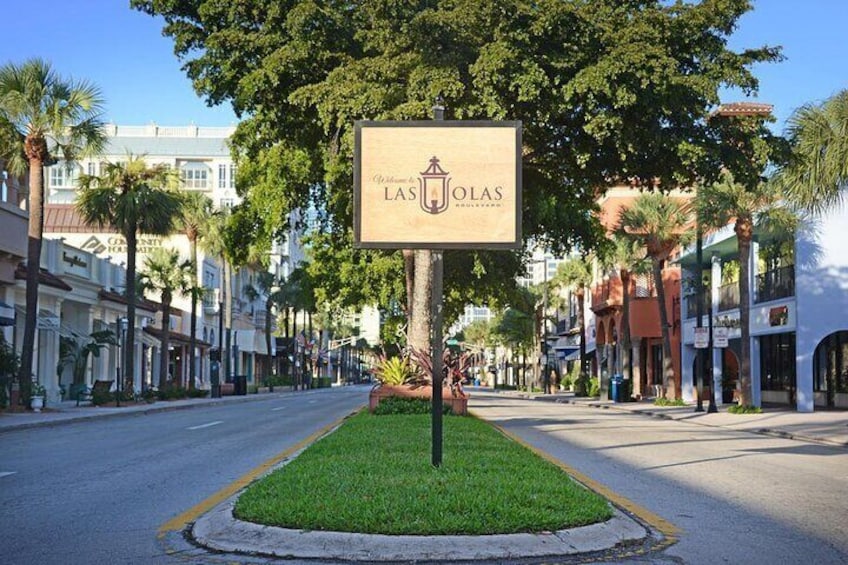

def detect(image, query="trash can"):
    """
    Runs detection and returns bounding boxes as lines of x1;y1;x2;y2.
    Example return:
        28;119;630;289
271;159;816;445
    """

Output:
611;374;623;403
234;375;248;396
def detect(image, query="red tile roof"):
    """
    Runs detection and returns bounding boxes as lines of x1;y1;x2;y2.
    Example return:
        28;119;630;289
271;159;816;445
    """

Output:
15;264;73;291
44;204;116;233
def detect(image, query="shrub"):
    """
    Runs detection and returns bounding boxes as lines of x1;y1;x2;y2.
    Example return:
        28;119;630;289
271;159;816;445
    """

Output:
728;404;762;414
587;378;600;398
188;388;209;398
372;354;417;385
653;397;687;406
91;388;113;406
157;386;188;400
373;396;452;416
316;377;332;388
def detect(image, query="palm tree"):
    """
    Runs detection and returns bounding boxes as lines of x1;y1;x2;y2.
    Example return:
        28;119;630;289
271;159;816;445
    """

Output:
0;58;105;401
697;172;796;407
603;234;650;386
138;248;192;390
551;256;594;394
778;89;848;214
77;156;182;393
618;193;694;400
243;270;285;383
177;191;214;389
199;208;235;381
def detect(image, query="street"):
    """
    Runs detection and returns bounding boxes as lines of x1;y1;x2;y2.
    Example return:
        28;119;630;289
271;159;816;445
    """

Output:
469;392;848;564
0;386;369;565
1;389;846;564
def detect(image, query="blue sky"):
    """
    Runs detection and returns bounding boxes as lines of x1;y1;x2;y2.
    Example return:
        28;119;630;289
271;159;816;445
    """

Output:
1;1;846;133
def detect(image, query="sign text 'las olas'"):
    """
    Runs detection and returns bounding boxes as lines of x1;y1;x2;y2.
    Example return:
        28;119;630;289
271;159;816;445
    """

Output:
354;121;522;249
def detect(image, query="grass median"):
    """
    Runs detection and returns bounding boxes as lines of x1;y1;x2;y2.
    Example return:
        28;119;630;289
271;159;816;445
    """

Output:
234;409;613;535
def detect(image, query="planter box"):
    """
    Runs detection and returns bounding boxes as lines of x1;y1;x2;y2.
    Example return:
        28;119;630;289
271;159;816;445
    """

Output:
835;393;848;409
369;384;469;415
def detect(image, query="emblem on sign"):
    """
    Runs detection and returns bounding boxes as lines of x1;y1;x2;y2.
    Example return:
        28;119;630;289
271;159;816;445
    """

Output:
419;156;450;215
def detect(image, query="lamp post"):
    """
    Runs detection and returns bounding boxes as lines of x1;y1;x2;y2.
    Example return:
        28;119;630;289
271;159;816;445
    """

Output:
116;317;127;407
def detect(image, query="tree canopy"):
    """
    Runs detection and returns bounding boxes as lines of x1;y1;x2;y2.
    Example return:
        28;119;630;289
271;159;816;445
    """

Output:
133;0;779;314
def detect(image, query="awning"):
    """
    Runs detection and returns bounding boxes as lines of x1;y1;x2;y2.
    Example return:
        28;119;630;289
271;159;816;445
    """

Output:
552;337;579;350
15;306;62;331
562;350;581;362
233;329;255;353
253;331;275;356
0;300;14;326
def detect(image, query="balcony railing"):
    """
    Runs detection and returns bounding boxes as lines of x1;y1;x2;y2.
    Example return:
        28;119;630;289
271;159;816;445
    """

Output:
756;265;795;303
685;294;710;319
718;282;740;311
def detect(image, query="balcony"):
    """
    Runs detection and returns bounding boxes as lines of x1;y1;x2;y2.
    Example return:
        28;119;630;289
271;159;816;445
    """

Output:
756;265;795;303
202;288;220;315
591;279;623;313
718;282;740;311
555;315;579;335
685;293;710;319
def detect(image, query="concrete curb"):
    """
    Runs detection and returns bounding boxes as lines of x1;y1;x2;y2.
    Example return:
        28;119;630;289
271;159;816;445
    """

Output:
192;498;649;562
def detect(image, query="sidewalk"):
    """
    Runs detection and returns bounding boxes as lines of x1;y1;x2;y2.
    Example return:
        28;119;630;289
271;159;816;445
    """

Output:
508;390;848;448
0;391;284;433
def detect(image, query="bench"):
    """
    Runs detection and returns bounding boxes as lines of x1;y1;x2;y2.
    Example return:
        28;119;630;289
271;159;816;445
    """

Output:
75;380;114;406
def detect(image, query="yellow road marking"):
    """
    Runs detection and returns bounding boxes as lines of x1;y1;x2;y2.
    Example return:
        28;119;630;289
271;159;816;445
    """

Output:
158;413;352;536
478;413;680;542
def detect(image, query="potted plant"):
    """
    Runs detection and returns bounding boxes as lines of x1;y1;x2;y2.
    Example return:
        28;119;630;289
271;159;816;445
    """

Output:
30;383;46;412
58;330;116;401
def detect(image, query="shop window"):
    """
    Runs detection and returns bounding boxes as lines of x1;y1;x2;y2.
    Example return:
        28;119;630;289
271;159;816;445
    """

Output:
813;331;848;394
759;332;796;391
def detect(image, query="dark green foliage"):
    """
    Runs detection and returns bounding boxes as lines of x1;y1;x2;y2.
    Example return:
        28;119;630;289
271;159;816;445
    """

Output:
653;397;687;407
91;388;113;406
131;0;779;316
373;396;451;416
157;386;189;400
188;388;209;398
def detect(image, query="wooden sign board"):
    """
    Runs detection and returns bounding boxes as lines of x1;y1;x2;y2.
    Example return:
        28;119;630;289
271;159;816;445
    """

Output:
354;121;522;249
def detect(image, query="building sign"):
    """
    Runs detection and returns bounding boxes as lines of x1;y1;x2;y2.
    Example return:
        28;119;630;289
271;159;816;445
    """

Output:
713;326;729;348
62;250;90;277
769;306;788;327
79;234;163;256
694;327;709;349
37;312;60;331
354;121;522;249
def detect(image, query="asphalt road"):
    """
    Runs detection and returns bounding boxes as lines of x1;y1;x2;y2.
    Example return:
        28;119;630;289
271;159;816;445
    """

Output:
469;392;848;564
3;388;846;564
0;386;369;565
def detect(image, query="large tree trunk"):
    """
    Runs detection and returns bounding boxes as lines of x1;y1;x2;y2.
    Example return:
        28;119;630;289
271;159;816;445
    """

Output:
188;236;198;390
737;220;754;406
403;249;414;316
407;250;432;353
158;294;172;390
125;228;137;393
17;150;45;404
653;259;677;399
577;289;587;391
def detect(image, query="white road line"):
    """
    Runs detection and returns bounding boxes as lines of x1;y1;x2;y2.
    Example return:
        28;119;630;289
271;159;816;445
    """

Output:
0;472;16;479
308;400;318;404
271;406;287;411
187;421;223;430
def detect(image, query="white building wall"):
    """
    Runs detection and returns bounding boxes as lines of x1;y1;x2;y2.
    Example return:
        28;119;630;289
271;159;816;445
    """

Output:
795;204;848;412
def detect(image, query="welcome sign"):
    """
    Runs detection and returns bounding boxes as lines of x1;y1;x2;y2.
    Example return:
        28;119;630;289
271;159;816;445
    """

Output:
354;121;522;249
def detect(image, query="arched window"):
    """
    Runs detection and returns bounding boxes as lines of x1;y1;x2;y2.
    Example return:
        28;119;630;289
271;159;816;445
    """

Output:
813;331;848;395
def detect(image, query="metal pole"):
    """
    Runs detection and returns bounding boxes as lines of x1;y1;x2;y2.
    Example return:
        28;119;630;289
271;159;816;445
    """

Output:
707;264;718;413
695;229;705;412
542;259;549;394
431;97;445;467
431;250;444;467
116;319;121;407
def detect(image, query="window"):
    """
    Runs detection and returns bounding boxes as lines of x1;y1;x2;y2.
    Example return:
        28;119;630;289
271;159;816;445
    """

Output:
219;198;234;208
229;164;237;189
218;164;227;189
180;162;210;189
49;163;80;188
87;162;96;176
813;331;848;394
759;332;796;391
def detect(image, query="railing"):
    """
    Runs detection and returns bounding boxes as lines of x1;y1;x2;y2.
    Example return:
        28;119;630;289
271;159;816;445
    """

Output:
685;294;710;319
718;282;740;311
756;265;795;303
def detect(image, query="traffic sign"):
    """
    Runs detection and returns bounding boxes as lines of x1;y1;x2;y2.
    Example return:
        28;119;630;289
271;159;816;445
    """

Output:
694;327;709;349
713;326;729;348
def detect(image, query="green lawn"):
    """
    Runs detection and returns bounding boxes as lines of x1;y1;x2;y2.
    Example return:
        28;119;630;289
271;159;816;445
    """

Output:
234;411;613;535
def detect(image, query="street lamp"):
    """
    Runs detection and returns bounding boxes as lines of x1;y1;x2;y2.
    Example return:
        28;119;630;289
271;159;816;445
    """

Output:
116;317;127;407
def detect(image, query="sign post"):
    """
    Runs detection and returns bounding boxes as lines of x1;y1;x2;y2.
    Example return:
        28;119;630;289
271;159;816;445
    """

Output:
354;109;521;467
